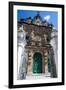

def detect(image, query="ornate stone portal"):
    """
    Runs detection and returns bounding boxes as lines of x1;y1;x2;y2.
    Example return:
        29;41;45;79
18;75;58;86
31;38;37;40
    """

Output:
17;13;57;79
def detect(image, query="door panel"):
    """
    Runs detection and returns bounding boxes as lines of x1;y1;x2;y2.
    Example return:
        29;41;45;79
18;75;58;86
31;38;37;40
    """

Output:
33;52;42;73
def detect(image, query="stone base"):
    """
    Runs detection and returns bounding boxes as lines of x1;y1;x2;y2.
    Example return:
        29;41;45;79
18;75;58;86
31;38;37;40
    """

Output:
26;73;51;80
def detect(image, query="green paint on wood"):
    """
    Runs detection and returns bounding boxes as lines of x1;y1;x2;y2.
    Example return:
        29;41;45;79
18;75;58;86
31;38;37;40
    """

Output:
33;52;42;73
48;58;51;72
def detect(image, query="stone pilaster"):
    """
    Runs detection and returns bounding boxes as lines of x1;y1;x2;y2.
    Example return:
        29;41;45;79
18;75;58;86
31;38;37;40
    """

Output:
27;50;33;75
44;50;48;74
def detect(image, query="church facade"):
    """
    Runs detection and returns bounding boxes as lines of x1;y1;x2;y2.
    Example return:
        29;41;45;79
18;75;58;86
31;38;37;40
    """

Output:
17;13;57;80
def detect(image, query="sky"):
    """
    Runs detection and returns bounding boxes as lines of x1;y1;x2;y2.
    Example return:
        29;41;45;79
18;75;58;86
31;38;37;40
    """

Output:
17;10;58;30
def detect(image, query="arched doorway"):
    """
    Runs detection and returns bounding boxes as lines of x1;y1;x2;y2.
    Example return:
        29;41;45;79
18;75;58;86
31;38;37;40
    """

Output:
33;52;42;73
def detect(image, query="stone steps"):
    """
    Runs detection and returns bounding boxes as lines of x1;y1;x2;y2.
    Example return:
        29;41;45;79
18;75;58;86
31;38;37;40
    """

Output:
26;73;51;79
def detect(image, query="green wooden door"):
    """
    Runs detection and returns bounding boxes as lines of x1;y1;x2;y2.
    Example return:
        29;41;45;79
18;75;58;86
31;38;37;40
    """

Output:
48;58;51;72
33;52;42;73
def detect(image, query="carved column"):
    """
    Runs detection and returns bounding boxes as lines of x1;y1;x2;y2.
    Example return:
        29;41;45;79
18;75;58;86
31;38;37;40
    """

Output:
44;50;48;74
27;50;33;75
42;51;45;73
